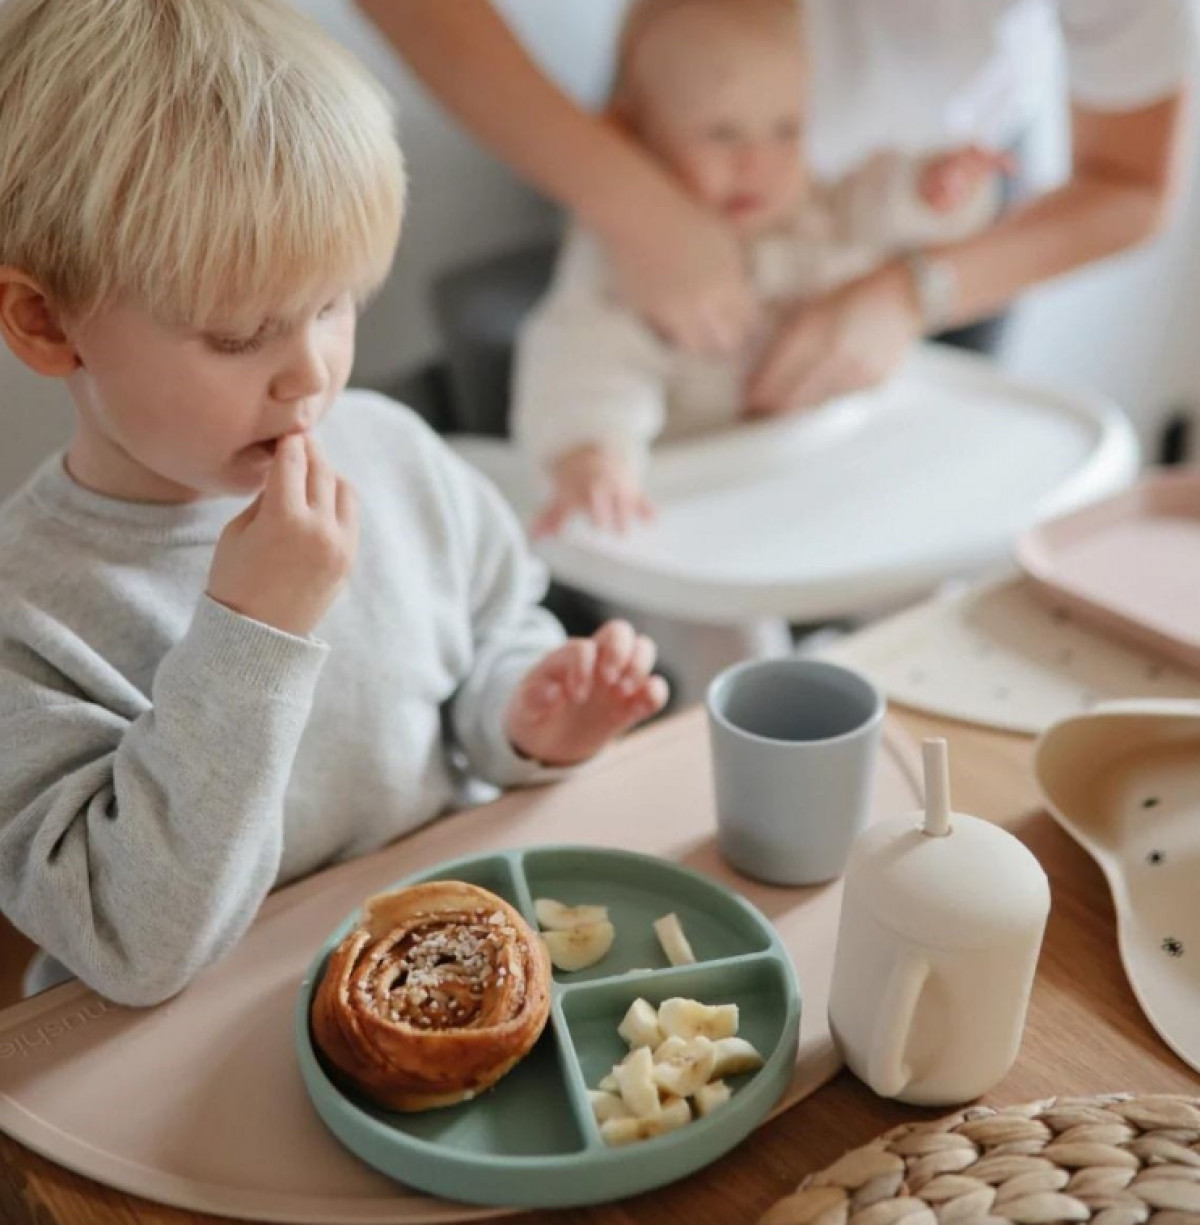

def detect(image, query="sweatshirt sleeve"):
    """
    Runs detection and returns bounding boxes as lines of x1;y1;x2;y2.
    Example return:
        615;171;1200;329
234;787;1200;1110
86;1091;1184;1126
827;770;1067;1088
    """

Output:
435;444;571;789
512;228;671;476
0;596;327;1006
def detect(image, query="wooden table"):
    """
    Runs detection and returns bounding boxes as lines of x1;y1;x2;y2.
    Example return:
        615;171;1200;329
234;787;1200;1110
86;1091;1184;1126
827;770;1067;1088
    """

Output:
1;706;1197;1225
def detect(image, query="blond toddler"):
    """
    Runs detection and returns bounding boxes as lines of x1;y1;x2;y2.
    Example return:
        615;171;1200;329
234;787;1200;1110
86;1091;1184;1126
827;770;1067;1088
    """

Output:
0;0;667;1005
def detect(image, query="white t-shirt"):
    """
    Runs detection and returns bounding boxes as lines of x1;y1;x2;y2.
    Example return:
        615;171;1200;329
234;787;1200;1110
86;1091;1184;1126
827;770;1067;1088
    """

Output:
494;1;1193;178
804;0;1195;176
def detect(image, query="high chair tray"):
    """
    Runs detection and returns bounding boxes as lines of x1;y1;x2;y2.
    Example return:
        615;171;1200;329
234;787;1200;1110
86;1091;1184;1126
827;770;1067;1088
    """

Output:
298;846;799;1209
1017;470;1200;674
453;345;1137;622
0;712;922;1224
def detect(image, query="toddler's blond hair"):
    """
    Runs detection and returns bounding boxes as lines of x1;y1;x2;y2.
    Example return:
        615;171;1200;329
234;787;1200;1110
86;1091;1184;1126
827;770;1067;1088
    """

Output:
0;0;405;331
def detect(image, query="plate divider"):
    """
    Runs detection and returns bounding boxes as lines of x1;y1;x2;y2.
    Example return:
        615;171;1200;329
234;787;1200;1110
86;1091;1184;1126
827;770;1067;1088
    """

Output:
502;849;539;928
553;949;784;999
546;994;607;1151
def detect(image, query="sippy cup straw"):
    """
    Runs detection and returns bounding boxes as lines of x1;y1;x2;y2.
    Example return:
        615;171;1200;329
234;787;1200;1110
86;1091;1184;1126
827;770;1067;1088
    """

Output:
922;738;952;837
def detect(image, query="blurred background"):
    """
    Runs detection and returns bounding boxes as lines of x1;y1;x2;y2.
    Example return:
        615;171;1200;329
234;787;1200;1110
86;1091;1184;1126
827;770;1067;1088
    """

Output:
3;0;1197;500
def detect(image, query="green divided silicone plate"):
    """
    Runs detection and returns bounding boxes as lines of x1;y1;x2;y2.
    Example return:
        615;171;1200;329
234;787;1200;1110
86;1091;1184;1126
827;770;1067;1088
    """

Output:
294;846;801;1210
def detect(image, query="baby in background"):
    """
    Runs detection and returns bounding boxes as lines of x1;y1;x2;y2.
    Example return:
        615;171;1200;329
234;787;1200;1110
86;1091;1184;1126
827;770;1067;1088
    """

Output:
0;0;667;1005
514;0;1008;536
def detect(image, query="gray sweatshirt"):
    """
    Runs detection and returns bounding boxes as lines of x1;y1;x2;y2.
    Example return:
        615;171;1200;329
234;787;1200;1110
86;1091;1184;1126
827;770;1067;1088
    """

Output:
0;391;564;1006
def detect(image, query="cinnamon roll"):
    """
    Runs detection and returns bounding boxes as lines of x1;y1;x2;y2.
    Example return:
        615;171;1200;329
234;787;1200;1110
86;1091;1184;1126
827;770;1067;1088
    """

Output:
311;880;552;1112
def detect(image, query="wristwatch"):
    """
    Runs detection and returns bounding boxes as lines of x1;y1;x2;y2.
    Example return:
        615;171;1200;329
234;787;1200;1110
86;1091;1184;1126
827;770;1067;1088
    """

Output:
904;249;958;334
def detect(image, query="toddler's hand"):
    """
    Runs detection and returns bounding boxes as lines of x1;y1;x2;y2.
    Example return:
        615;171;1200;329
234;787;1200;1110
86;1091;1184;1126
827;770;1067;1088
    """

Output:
505;620;669;766
918;146;1014;213
532;444;654;537
207;433;359;637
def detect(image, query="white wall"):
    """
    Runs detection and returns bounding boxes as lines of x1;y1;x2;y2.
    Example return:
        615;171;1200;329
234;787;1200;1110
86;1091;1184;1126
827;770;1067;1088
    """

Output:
2;0;1197;499
1002;50;1200;455
0;369;74;500
1006;217;1200;456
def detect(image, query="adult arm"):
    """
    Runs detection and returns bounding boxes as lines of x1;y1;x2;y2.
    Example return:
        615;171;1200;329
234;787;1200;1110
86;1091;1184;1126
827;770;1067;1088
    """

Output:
354;0;755;352
749;0;1192;416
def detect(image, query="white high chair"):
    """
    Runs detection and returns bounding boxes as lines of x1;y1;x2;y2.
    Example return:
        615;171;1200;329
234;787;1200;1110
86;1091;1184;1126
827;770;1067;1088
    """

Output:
452;345;1139;705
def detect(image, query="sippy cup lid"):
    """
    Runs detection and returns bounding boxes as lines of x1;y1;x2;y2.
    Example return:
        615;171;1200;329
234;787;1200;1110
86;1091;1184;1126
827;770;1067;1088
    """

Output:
848;740;1050;950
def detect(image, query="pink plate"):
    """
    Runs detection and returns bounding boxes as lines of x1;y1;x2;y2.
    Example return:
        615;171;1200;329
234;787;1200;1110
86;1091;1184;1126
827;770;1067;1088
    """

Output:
1017;470;1200;675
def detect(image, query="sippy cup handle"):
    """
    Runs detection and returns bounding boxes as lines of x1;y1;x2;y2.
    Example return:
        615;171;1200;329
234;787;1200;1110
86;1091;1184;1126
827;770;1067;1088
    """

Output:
866;739;950;1096
867;947;930;1098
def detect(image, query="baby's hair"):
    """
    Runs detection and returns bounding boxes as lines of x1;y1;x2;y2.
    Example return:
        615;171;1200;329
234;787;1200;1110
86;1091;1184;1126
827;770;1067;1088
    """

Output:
0;0;405;331
613;0;804;109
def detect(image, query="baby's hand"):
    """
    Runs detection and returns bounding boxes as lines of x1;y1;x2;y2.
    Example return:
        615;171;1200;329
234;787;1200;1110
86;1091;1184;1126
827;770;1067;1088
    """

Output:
532;444;654;537
918;145;1014;213
207;433;358;637
505;620;669;766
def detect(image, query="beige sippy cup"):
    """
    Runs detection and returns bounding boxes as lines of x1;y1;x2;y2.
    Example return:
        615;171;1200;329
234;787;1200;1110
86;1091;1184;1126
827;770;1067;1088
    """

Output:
828;738;1050;1105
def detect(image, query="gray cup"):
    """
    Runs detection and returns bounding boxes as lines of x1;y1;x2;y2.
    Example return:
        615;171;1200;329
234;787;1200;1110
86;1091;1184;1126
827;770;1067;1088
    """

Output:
706;658;885;886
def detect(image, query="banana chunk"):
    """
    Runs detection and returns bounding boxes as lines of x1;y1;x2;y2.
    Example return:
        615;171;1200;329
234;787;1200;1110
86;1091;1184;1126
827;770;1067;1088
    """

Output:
541;921;614;972
592;996;754;1145
651;1035;689;1064
711;1036;765;1077
618;998;664;1050
534;898;609;931
653;912;696;967
694;1079;732;1117
614;1045;661;1119
600;1096;691;1146
658;997;739;1041
652;1035;716;1098
589;1089;631;1124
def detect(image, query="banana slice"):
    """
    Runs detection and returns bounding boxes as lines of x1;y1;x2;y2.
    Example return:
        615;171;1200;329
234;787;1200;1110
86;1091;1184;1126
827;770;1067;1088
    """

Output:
653;913;696;967
614;1045;660;1119
541;921;614;972
657;997;739;1041
651;1035;689;1064
598;1070;619;1093
617;998;664;1050
710;1036;764;1077
534;898;610;931
694;1079;732;1117
588;1089;631;1124
652;1035;716;1098
600;1096;691;1146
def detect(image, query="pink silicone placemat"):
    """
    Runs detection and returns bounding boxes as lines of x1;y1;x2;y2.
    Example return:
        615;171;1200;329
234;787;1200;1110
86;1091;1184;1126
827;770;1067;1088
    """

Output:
1018;470;1200;673
0;711;921;1224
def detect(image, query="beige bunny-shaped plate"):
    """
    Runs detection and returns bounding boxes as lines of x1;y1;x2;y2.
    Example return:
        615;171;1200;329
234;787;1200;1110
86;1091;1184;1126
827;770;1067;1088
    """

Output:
1035;700;1200;1073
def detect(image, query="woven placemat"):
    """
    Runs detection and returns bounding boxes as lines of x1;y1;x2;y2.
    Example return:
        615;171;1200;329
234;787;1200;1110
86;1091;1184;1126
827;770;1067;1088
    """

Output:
761;1095;1200;1225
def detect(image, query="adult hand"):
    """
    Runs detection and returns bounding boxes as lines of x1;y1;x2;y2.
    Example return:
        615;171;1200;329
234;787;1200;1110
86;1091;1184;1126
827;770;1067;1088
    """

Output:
746;263;923;417
208;434;359;637
505;620;669;766
607;192;757;356
531;443;654;538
